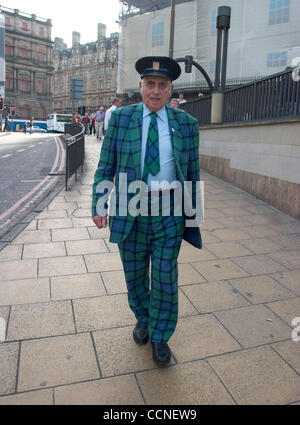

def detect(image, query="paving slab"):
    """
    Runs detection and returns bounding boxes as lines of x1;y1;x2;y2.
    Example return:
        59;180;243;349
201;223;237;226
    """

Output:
232;255;287;275
0;245;23;261
0;278;50;307
93;326;176;378
11;230;51;245
100;270;127;294
84;253;123;273
37;218;73;230
0;342;19;396
208;346;300;405
54;376;144;405
268;251;300;271
215;304;292;348
181;281;249;313
39;256;87;278
65;239;108;256
51;273;106;301
23;242;66;259
136;361;235;405
205;241;253;258
0;259;37;281
0;389;53;405
17;333;100;392
272;340;300;374
51;227;90;242
193;259;249;282
227;275;295;304
170;315;241;362
7;301;75;341
178;263;207;286
271;271;300;296
266;298;300;326
73;294;135;332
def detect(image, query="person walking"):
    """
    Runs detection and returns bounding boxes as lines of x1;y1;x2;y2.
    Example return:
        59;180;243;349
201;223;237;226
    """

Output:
104;98;121;133
81;112;90;135
169;98;180;109
94;107;105;140
29;117;34;134
92;56;202;367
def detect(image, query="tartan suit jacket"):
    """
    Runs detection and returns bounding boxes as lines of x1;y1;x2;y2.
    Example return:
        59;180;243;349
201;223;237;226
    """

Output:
92;102;202;249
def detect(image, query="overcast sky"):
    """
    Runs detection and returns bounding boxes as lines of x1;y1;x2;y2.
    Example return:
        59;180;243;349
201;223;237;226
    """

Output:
1;0;121;47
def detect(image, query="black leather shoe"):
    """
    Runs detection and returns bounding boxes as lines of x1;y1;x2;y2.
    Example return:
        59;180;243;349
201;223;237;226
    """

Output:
133;323;149;345
152;342;171;367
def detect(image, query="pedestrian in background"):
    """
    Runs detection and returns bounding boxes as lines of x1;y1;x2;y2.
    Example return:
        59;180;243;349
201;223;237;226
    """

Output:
170;98;180;109
104;98;121;133
29;117;34;134
94;106;105;140
82;112;90;135
177;92;187;105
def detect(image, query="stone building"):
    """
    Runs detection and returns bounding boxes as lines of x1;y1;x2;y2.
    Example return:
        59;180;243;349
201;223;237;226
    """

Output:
1;5;53;120
53;24;119;115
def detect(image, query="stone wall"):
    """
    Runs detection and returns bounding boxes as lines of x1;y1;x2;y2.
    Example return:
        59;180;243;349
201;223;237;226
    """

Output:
199;119;300;220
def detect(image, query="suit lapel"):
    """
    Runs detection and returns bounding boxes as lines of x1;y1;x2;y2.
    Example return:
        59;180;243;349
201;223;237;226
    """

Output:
166;106;184;174
127;103;143;180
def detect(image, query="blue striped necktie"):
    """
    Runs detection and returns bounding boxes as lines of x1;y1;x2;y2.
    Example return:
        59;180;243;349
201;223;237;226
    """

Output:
143;112;160;183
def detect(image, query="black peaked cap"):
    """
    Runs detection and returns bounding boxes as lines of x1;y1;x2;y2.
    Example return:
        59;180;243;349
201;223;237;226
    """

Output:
135;56;181;82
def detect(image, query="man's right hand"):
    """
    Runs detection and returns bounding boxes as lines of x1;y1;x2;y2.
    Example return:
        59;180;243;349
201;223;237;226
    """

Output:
92;215;108;229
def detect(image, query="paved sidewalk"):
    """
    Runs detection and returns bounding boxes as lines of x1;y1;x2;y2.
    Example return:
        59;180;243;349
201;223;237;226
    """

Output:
0;134;300;405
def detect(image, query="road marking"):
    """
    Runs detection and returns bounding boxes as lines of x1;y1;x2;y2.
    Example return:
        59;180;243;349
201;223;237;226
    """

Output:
1;154;12;159
17;149;26;152
0;137;65;225
28;145;35;148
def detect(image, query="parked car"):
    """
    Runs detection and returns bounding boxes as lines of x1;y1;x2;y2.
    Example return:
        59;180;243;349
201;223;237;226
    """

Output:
31;126;47;133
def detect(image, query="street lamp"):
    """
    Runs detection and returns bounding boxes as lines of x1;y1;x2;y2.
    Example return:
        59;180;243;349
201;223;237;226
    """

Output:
211;6;231;124
214;6;231;93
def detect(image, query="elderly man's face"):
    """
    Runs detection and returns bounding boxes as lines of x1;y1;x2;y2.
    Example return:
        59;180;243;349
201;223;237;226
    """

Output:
139;76;173;112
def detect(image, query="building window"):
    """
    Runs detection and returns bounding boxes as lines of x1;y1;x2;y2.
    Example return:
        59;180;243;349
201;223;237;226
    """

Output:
37;78;46;94
6;74;14;90
5;16;12;27
21;21;29;32
267;51;287;67
38;49;46;62
210;9;217;36
21;47;30;58
152;22;164;47
5;43;14;56
269;0;290;25
19;74;31;92
39;26;45;36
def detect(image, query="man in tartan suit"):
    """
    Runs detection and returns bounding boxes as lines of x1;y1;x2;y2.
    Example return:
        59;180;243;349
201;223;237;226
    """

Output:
92;56;202;367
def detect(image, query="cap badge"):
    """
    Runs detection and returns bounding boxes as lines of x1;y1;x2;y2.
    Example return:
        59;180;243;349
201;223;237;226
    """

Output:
153;61;160;70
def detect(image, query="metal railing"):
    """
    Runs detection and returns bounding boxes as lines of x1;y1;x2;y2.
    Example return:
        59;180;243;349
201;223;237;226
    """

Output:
223;68;299;123
182;95;212;126
181;68;300;125
65;124;85;191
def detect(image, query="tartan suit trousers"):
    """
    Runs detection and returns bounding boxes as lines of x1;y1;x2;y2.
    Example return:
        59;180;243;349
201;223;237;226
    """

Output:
118;194;185;343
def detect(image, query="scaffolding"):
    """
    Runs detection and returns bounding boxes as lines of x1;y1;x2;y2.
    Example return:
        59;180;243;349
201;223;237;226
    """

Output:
120;0;191;19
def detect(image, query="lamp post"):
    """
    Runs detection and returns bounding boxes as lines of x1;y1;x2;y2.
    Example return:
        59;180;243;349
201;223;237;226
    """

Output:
169;0;176;58
211;6;231;123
